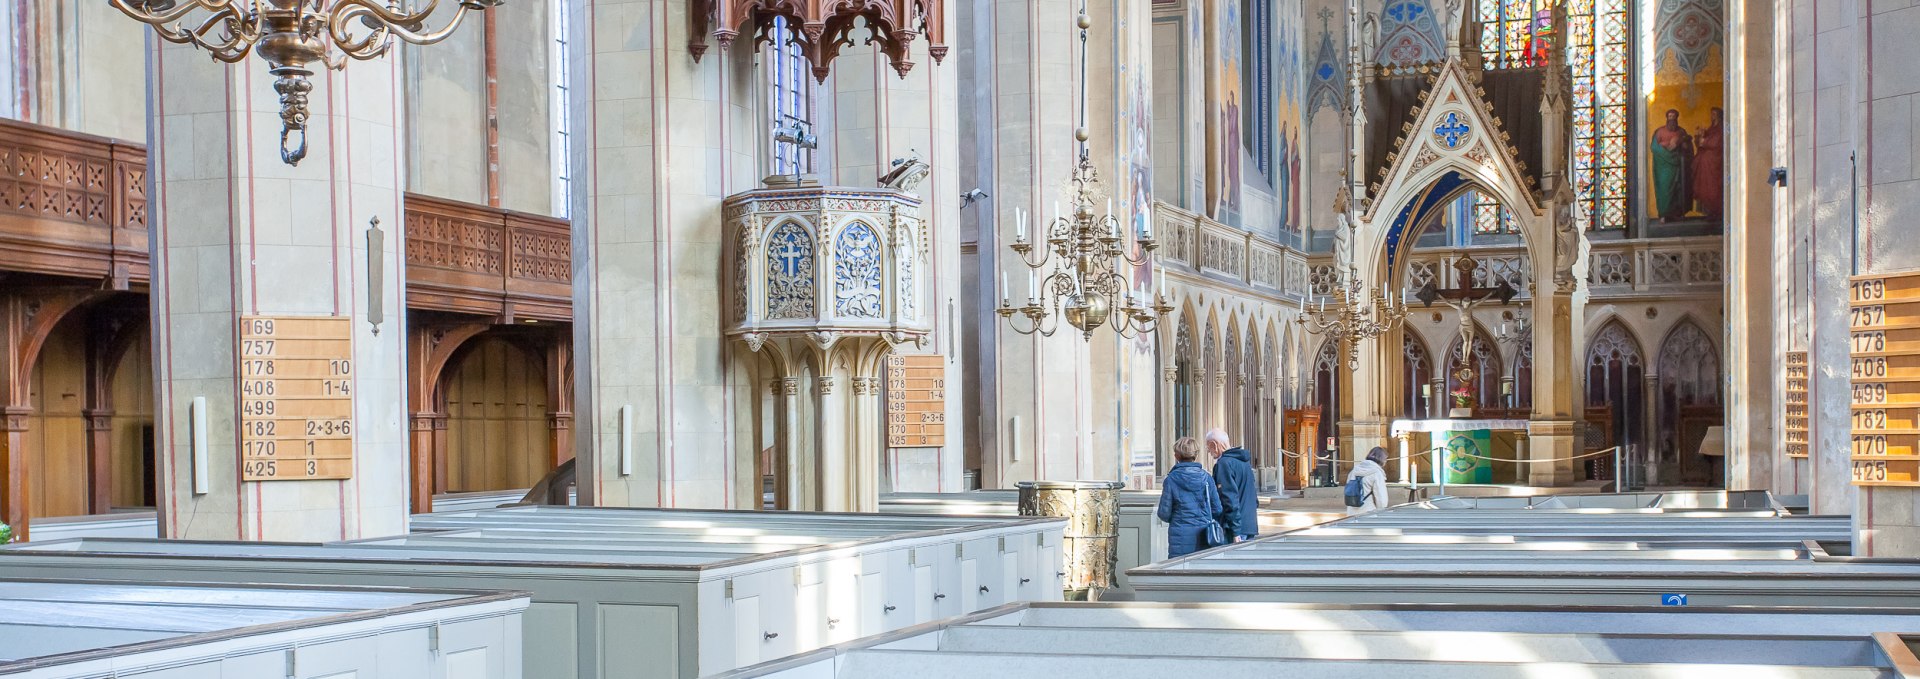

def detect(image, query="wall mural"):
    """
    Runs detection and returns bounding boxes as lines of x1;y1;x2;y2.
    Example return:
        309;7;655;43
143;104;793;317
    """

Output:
1643;0;1724;226
1217;0;1245;217
1277;0;1304;233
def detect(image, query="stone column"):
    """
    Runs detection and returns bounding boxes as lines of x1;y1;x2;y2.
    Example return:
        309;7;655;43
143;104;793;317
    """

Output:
851;376;882;510
567;0;760;508
1526;288;1578;486
148;41;410;540
813;375;849;510
772;376;804;509
1643;374;1661;486
1721;0;1774;492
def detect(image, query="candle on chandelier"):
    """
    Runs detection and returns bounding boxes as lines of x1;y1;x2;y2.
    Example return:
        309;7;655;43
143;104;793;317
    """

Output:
1015;209;1027;242
1001;271;1010;307
1028;271;1038;304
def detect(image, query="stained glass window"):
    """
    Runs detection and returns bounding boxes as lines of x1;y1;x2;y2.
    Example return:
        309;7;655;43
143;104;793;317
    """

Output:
1471;190;1519;235
1479;0;1629;231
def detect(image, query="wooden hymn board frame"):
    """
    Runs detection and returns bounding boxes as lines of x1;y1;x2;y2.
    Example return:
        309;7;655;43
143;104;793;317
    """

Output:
239;316;356;481
886;354;946;448
1849;271;1920;486
1785;351;1808;458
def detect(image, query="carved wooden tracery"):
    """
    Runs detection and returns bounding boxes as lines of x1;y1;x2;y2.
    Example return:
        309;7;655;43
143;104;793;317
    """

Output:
689;0;948;82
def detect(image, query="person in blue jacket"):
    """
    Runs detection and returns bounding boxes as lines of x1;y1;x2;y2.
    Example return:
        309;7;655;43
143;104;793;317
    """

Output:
1206;428;1259;542
1157;437;1222;558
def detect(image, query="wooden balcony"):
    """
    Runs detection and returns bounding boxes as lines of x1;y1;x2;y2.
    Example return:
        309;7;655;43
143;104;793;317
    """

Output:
0;119;572;322
402;193;572;322
0;118;149;289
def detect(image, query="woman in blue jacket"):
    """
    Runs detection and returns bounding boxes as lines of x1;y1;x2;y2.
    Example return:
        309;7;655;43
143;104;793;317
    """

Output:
1157;436;1223;558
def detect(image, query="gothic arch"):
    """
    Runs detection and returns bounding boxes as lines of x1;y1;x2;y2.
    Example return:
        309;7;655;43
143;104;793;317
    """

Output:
1653;318;1723;486
1358;60;1549;288
1585;318;1647;460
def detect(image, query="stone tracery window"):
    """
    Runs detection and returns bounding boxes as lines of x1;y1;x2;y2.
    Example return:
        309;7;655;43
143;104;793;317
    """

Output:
1479;0;1629;231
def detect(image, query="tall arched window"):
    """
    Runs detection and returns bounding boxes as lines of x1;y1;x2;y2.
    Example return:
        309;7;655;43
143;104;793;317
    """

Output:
1224;331;1240;439
1656;322;1721;486
1587;321;1645;482
1240;0;1272;174
1403;333;1433;418
1512;340;1534;411
1312;340;1341;456
1479;0;1629;231
1242;328;1260;457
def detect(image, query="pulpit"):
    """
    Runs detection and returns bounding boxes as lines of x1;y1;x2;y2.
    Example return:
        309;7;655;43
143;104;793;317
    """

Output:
1282;407;1323;490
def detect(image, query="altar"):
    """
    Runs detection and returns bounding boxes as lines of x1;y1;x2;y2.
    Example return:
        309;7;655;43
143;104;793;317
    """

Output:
1389;418;1530;486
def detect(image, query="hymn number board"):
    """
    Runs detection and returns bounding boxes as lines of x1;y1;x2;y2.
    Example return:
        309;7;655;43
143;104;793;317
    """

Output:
1785;351;1809;458
239;316;355;481
886;354;946;448
1849;272;1920;486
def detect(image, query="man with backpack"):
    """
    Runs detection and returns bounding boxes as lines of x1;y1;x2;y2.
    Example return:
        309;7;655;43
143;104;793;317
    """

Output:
1345;446;1392;515
1205;429;1259;542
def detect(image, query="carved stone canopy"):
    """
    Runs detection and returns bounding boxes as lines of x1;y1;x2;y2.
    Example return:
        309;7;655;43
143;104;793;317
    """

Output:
689;0;949;83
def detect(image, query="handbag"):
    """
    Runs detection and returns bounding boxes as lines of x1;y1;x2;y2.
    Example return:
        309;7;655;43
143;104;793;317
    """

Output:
1204;485;1229;547
1205;520;1228;548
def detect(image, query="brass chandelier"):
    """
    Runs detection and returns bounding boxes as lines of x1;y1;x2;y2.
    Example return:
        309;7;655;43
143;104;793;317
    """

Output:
110;0;502;166
995;6;1170;340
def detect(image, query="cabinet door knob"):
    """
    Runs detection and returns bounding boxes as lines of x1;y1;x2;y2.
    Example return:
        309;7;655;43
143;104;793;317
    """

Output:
764;632;778;641
1020;578;1032;584
884;605;897;613
827;618;840;627
933;593;946;600
979;586;990;593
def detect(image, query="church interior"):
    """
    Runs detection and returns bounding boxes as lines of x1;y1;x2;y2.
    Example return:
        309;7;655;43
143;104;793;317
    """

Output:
6;0;1920;676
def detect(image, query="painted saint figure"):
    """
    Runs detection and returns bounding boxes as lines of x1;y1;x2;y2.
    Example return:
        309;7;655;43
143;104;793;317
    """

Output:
1224;93;1243;211
1650;109;1694;221
1691;107;1725;221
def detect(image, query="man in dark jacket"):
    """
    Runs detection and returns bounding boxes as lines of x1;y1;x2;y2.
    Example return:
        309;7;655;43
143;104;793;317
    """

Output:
1205;429;1259;541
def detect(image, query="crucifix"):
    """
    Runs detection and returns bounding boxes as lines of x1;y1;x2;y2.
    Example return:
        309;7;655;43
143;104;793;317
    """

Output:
1415;254;1517;413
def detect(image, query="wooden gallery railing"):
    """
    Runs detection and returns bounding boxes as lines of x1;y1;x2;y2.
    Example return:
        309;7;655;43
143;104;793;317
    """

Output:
402;193;572;321
0;118;149;289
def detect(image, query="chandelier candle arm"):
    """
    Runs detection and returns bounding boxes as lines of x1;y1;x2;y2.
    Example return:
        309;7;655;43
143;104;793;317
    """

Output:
112;0;502;166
